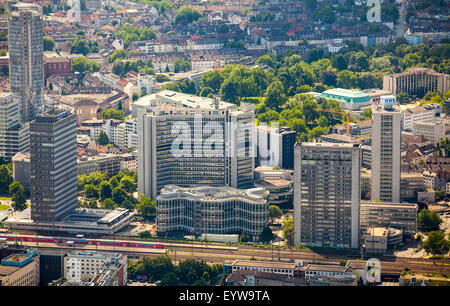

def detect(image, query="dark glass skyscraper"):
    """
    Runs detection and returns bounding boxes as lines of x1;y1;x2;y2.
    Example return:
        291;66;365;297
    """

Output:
30;109;77;222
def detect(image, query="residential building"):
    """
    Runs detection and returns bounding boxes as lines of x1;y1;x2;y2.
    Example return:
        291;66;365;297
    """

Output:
156;185;269;240
412;121;446;145
124;119;138;149
401;103;441;131
0;249;39;286
12;152;30;193
362;172;425;201
30;109;78;222
383;68;450;97
77;154;122;176
44;52;71;80
64;251;127;286
371;96;401;203
8;1;44;122
423;171;439;190
293;142;361;248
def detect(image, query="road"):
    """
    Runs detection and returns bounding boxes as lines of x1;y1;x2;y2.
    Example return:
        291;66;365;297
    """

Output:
5;234;449;275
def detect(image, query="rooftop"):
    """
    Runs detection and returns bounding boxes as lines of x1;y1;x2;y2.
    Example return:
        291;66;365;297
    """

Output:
133;90;236;111
158;185;269;204
231;260;296;269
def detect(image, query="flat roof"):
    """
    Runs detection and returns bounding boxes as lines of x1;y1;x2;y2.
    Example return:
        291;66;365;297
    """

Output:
322;88;370;98
231;260;295;269
134;90;236;111
302;264;346;272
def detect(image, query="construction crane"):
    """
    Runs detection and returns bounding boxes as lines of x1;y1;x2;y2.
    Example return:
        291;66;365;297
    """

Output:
318;108;351;134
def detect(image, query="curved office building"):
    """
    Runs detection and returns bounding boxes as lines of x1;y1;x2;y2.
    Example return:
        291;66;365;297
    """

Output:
156;185;269;240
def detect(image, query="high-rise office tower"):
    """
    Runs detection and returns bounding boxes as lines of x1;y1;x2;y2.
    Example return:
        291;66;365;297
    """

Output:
294;142;361;248
0;92;29;160
8;1;44;123
137;96;254;200
371;95;401;203
30;109;77;222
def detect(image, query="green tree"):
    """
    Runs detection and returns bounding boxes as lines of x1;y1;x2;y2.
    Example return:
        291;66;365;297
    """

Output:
159;272;181;286
332;54;348;71
43;36;55;51
102;109;125;121
112;187;127;205
260;226;274;243
155;74;170;83
417;209;443;232
174;7;202;25
200;70;224;94
240;230;250;242
255;53;276;68
337;70;356;89
282;217;294;240
108;49;127;63
269;205;282;223
136;195;156;220
265;80;287;110
71;56;101;73
363;108;372;120
97;130;109;146
120;176;136;193
109;176;119;189
9;181;26;211
0;164;12;195
99;181;113;200
173;59;191;73
397;92;411;104
422;231;449;256
84;184;99;199
101;198;116;209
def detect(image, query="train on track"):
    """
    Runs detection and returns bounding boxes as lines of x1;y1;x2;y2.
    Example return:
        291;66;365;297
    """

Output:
0;234;164;249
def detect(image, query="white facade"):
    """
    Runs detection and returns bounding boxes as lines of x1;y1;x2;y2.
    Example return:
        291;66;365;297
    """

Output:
412;121;446;145
371;100;401;203
423;171;438;190
64;251;127;285
402;104;441;131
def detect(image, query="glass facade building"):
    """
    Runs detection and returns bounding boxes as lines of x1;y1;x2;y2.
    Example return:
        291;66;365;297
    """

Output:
156;185;269;239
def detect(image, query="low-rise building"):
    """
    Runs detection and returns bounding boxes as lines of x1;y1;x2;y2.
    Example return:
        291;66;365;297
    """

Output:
64;251;127;286
254;178;292;209
228;260;297;278
12;152;30;193
360;201;417;238
320;88;372;111
363;227;403;254
0;249;39;286
78;154;122;176
156;185;269;240
401;103;441;132
412;121;446;145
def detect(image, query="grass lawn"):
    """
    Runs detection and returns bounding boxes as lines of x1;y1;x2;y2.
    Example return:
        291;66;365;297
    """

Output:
0;204;10;210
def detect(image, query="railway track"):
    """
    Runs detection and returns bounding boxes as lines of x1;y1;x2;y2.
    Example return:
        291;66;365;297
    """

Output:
4;233;449;275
